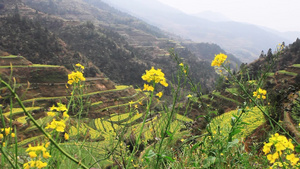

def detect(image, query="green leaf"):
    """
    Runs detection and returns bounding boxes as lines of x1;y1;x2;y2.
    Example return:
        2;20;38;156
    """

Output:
230;129;241;137
166;131;173;137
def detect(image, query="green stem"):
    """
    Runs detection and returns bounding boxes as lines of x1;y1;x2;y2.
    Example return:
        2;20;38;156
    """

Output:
155;69;183;168
0;79;89;169
126;83;156;168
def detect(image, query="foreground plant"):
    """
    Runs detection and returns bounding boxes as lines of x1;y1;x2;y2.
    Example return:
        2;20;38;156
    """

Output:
23;143;51;169
263;133;300;168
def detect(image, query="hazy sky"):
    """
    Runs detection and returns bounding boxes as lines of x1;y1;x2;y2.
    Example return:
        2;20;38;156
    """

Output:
157;0;300;32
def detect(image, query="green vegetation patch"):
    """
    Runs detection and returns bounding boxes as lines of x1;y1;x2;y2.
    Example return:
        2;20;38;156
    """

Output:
292;64;300;68
201;94;209;99
69;123;102;140
82;86;131;97
109;113;131;122
212;91;241;105
277;70;297;76
23;96;67;103
176;114;193;122
17;135;45;147
3;107;42;118
225;88;239;95
0;55;20;58
122;112;143;124
0;64;60;68
210;107;266;139
95;118;119;132
266;73;275;77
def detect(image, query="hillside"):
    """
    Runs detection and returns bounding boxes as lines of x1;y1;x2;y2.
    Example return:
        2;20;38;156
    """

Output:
0;0;237;92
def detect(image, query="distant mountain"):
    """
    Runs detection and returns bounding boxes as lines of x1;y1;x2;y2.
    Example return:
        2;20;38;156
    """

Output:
191;11;231;22
102;0;299;63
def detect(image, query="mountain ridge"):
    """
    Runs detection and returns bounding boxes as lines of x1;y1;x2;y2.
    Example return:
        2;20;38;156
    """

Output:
101;0;299;63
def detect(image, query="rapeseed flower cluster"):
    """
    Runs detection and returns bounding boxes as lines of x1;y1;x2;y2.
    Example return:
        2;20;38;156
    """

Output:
142;67;168;87
0;127;15;138
45;119;66;132
179;63;187;74
263;133;299;168
253;88;267;99
0;127;15;146
67;71;86;85
45;103;69;134
143;83;154;92
23;143;51;169
211;53;227;67
142;67;168;99
67;63;86;85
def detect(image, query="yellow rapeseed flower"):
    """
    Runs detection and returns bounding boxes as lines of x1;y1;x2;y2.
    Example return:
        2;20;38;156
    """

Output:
179;63;184;66
263;142;273;154
29;151;37;158
0;134;3;139
45;142;50;148
63;112;69;119
23;162;30;169
45;119;66;132
143;83;154;92
68;71;86;85
253;88;267;99
156;92;163;98
35;160;47;169
47;111;56;117
75;63;85;70
43;151;51;159
187;94;192;98
286;153;299;166
2;127;11;135
50;103;67;112
141;67;168;87
267;152;279;164
64;133;69;140
26;144;47;152
211;53;227;67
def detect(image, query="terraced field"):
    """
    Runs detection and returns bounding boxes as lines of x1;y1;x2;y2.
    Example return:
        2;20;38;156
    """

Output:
210;107;266;139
